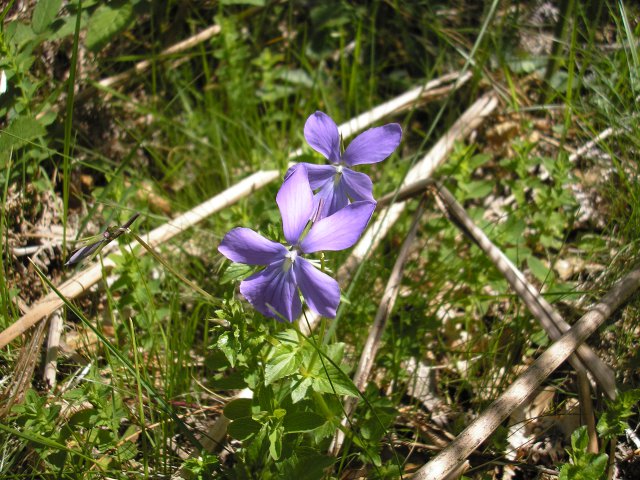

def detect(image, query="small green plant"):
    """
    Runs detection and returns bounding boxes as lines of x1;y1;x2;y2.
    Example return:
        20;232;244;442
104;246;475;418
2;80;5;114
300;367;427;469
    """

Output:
597;389;640;439
558;426;608;480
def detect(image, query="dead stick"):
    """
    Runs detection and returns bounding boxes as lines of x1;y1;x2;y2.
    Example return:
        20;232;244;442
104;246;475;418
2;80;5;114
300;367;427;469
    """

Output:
43;311;63;389
98;25;222;91
411;265;640;480
432;183;616;399
577;370;599;454
569;127;616;163
329;197;428;455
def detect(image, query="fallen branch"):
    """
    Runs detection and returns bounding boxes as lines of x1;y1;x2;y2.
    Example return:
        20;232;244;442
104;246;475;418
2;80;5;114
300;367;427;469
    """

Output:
2;72;470;350
93;25;222;93
432;183;616;400
569;127;617;163
410;265;640;480
43;311;63;389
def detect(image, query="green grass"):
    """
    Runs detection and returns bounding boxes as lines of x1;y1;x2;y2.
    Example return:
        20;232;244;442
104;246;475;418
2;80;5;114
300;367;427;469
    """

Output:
1;1;640;478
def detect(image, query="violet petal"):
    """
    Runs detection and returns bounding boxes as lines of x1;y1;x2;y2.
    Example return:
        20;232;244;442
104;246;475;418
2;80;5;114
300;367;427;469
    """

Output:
294;257;340;318
300;200;376;253
218;227;287;265
313;176;349;219
342;124;402;166
304;111;341;163
341;167;375;202
286;163;336;190
277;165;314;245
240;262;301;322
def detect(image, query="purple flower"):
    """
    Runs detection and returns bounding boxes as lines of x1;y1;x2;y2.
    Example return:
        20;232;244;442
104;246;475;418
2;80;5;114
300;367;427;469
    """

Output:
287;111;402;219
218;166;375;322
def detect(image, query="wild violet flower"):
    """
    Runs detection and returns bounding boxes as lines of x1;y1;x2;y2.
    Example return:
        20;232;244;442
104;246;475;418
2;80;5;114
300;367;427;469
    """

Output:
287;111;402;219
218;166;375;322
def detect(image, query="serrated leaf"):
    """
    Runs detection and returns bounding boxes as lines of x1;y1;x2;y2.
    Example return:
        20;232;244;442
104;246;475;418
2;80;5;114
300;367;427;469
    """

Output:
265;349;299;385
228;417;261;440
220;262;253;284
0;116;46;153
32;0;62;33
571;426;589;452
86;0;134;52
283;411;325;433
311;363;359;398
216;332;237;367
223;398;253;420
597;389;640;438
291;377;312;403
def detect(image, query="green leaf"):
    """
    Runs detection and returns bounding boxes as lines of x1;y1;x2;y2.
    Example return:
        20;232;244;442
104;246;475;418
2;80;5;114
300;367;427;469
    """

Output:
268;425;283;460
460;180;493;200
228;417;261;441
277;447;335;480
223;398;253;420
217;331;237;367
86;0;134;52
32;0;62;33
571;426;589;453
527;255;553;282
291;377;312;403
283;411;325;433
220;262;253;284
0;116;46;153
265;349;299;385
597;389;640;438
311;363;359;397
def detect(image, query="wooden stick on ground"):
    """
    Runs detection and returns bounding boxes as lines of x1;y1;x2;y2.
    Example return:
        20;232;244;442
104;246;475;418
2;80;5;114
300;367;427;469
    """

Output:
2;72;470;350
95;25;222;91
569;127;617;163
198;93;498;458
410;265;640;480
432;183;617;400
43;311;63;389
329;197;428;455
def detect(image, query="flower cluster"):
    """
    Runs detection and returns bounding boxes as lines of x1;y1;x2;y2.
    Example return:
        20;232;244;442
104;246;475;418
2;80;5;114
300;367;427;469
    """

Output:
219;111;401;322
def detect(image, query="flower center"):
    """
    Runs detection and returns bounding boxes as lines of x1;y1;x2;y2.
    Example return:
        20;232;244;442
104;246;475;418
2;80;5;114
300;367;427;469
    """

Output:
333;165;343;186
282;249;298;272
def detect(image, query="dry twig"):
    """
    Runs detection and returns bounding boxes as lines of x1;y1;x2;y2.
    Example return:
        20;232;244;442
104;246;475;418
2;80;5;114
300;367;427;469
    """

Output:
43;311;63;389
